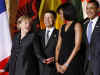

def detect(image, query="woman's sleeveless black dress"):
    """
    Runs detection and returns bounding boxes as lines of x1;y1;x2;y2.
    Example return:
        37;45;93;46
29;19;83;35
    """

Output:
58;21;83;75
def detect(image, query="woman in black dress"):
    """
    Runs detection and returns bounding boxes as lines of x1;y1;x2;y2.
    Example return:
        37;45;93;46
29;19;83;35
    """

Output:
0;15;39;75
55;3;83;75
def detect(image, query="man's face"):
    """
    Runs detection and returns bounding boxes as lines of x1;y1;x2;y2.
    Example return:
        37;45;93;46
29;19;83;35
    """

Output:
44;13;55;28
86;3;97;19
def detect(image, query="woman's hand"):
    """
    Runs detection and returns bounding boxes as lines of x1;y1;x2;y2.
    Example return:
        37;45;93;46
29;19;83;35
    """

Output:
56;63;67;73
56;62;61;72
59;64;68;74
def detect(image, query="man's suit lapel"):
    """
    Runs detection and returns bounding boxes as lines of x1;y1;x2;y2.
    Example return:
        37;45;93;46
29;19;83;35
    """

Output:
46;28;56;47
41;30;45;48
85;19;90;45
90;17;100;44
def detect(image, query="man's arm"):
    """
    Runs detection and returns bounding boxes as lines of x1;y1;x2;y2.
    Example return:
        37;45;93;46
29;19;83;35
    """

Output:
33;33;46;63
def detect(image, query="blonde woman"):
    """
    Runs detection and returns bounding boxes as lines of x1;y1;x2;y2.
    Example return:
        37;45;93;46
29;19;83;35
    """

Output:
0;15;39;75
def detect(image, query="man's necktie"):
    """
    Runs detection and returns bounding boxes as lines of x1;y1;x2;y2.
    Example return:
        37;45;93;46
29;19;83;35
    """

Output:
87;21;93;44
45;30;50;46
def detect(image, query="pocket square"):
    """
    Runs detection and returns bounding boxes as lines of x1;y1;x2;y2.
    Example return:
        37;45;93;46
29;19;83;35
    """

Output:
96;26;100;28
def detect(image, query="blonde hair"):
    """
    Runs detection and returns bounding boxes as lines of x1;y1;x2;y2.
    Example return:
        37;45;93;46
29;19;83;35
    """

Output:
17;15;32;30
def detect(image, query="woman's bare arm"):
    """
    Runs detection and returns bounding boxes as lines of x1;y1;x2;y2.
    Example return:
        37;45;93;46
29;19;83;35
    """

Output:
55;28;62;63
64;22;82;66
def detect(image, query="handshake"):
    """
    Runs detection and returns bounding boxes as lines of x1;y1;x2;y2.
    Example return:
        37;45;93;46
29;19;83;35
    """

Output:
43;57;54;64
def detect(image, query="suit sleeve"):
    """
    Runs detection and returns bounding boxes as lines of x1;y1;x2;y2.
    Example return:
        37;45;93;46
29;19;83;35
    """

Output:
33;33;45;63
94;36;100;74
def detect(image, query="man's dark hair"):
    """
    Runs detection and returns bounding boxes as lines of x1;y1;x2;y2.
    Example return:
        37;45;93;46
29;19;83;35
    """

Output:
45;10;57;19
88;0;99;8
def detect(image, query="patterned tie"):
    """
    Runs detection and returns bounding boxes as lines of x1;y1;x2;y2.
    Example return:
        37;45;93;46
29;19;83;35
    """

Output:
87;21;93;44
45;30;50;46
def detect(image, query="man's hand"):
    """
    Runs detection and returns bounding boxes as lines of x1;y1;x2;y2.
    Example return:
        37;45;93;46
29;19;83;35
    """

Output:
45;57;54;64
43;57;54;64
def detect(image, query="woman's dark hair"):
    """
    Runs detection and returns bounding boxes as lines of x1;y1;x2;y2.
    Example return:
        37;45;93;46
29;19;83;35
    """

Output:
56;4;66;13
57;3;77;21
64;3;77;20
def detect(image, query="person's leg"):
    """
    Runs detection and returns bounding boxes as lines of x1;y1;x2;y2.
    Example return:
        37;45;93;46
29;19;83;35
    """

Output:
39;63;45;75
85;62;93;75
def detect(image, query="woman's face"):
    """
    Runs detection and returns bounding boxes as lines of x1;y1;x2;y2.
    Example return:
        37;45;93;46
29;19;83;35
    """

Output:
20;19;31;31
59;9;64;21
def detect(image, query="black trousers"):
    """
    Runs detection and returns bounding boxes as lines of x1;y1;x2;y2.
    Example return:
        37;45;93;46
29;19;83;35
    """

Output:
85;61;93;75
39;63;57;75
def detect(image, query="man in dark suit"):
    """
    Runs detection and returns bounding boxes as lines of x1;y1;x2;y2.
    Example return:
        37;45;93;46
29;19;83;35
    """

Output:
84;1;100;75
34;10;58;75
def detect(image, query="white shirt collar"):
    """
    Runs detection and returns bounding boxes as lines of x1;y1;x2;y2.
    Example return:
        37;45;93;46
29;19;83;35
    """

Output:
90;16;99;32
46;27;54;32
90;16;99;24
46;27;55;37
